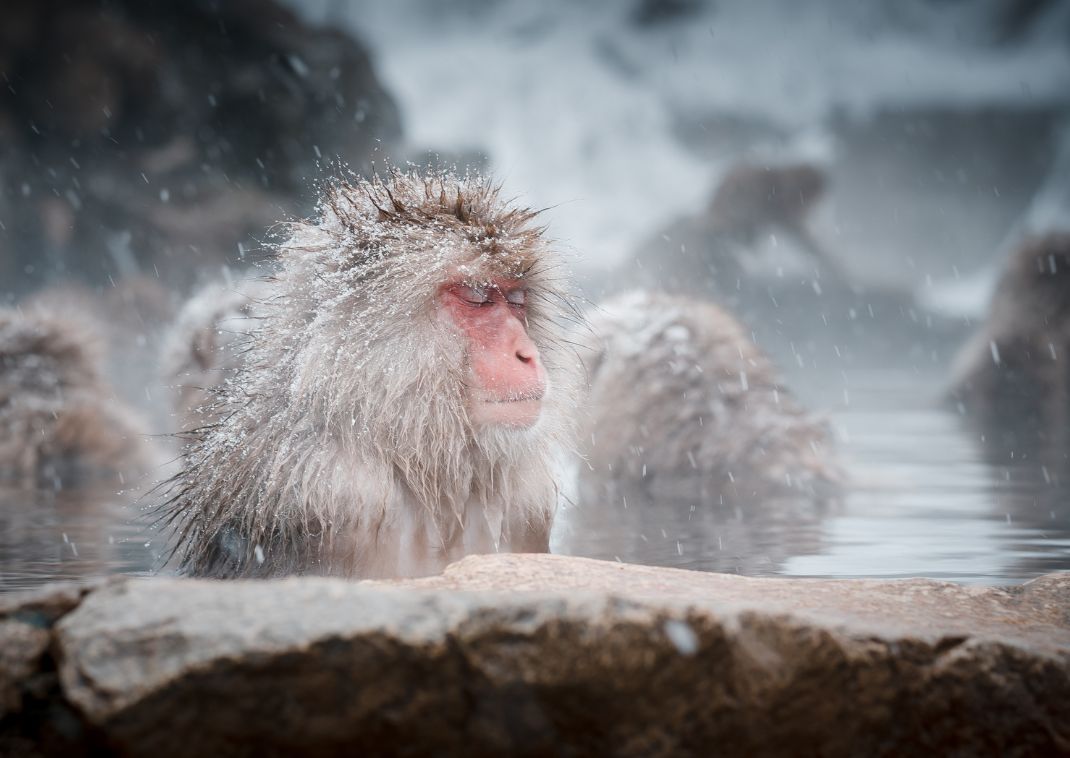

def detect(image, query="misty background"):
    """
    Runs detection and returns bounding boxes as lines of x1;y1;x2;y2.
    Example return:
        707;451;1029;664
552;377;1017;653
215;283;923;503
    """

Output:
2;0;1069;588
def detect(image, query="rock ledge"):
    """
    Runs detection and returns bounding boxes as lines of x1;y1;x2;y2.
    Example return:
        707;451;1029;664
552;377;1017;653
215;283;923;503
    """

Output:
2;555;1068;756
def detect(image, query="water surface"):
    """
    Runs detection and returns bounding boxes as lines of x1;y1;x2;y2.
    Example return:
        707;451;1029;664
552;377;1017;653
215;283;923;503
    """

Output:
0;485;157;593
2;366;1067;591
556;360;1070;585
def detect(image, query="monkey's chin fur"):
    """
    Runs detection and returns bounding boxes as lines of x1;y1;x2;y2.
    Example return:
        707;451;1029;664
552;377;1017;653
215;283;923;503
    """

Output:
470;398;543;428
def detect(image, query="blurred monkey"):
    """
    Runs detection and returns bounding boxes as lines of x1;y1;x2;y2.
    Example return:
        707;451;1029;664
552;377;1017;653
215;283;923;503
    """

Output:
0;305;152;487
625;162;847;297
577;290;841;503
950;232;1070;456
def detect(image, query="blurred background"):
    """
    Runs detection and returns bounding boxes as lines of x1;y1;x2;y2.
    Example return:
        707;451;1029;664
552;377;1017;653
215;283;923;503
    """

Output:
2;0;1069;588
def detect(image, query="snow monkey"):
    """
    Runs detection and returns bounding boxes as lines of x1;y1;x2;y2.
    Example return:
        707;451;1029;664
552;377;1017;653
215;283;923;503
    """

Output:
949;232;1070;454
161;276;271;432
163;170;583;579
0;306;151;487
625;162;846;297
576;291;840;504
708;162;828;247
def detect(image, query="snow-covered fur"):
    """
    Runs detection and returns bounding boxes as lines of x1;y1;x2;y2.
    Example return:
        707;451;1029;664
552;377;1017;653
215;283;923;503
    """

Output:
577;291;840;503
163;171;582;578
0;306;151;486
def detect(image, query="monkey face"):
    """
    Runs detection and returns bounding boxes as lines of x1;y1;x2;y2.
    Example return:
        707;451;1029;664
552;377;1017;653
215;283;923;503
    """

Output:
437;278;547;428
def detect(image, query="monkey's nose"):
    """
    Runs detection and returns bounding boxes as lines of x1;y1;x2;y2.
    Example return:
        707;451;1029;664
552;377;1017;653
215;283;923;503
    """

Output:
506;318;542;371
514;337;540;365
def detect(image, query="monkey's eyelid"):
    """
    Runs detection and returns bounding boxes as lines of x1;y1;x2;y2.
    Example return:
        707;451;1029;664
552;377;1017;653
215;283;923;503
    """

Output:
457;284;489;303
505;289;527;306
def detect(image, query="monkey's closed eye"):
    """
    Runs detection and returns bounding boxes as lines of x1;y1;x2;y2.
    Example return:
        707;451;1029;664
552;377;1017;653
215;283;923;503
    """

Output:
457;284;490;305
505;289;527;306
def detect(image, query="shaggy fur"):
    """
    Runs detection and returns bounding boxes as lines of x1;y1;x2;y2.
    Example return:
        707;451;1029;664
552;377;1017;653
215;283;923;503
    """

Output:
0;306;151;486
577;291;840;503
163;170;582;579
949;232;1070;453
161;276;270;432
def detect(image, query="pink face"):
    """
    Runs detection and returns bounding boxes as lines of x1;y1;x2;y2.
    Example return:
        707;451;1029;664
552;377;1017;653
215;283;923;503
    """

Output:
438;279;547;428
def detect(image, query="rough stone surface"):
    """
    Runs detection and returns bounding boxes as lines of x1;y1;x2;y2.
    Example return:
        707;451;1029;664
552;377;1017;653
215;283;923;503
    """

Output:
403;554;1070;646
0;580;108;758
0;581;97;719
42;555;1070;757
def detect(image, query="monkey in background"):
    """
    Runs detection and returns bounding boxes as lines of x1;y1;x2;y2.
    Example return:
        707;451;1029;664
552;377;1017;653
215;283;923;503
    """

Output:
160;276;270;433
624;162;847;298
28;276;179;427
163;170;584;580
949;232;1070;457
708;162;827;248
576;290;841;504
0;305;152;487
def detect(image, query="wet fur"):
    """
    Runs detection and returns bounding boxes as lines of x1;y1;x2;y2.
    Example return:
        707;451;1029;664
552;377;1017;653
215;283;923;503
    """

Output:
163;170;582;578
0;306;151;486
577;291;840;503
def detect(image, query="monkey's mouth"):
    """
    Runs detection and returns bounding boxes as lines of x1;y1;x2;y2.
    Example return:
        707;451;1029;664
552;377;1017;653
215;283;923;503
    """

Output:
471;388;545;427
482;388;545;404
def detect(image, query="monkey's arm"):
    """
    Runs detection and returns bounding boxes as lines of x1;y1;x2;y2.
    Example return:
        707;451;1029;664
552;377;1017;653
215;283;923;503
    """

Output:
783;223;854;285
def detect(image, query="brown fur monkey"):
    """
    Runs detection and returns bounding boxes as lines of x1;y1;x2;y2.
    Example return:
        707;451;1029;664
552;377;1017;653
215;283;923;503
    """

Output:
0;306;151;487
163;171;583;579
625;162;846;296
577;291;840;503
708;162;827;244
949;232;1070;454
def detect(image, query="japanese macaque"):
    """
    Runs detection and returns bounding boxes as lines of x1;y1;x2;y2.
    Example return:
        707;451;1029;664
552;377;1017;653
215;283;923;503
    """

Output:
709;162;827;245
576;291;840;503
949;232;1070;455
28;277;178;420
0;306;151;487
625;162;846;297
163;171;583;579
161;277;269;432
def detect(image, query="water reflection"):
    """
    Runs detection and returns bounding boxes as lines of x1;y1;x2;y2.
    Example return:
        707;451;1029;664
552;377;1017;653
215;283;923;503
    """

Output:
555;483;831;576
0;485;157;592
974;448;1070;579
557;365;1070;585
